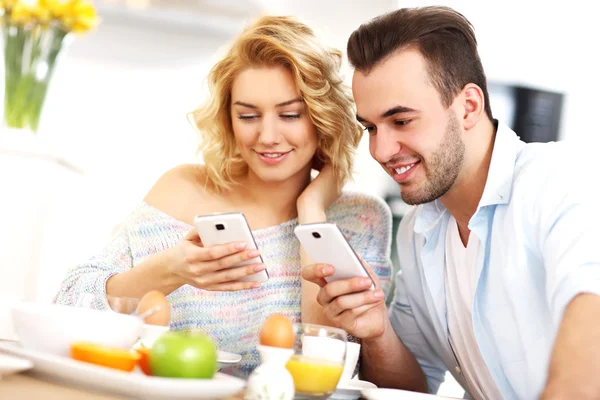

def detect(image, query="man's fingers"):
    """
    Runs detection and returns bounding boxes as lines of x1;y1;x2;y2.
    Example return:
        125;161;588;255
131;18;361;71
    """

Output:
334;303;381;334
324;289;384;320
317;276;374;306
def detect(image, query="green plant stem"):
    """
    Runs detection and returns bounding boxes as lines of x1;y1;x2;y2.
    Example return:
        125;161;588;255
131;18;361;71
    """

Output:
3;25;68;132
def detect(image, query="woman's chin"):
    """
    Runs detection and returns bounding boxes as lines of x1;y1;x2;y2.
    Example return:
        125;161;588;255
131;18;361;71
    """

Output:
248;168;304;186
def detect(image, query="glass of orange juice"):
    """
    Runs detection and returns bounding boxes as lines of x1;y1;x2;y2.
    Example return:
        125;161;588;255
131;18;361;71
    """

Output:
286;323;347;399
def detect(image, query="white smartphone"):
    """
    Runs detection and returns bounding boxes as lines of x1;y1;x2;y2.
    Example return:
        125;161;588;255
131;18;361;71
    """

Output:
193;212;268;283
294;223;375;290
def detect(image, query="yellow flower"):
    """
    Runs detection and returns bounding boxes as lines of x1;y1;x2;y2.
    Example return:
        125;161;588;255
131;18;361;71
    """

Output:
32;0;55;23
41;0;67;17
0;0;18;11
6;0;54;25
58;0;99;33
9;0;37;25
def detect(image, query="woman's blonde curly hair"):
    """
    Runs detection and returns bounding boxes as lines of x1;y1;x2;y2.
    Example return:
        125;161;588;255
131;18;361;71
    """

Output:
188;15;362;192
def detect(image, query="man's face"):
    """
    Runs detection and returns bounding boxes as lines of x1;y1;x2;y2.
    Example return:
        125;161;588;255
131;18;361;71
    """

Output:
352;49;465;205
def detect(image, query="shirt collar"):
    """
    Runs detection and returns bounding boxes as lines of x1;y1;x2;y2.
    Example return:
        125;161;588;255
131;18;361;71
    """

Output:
477;121;524;209
414;120;525;235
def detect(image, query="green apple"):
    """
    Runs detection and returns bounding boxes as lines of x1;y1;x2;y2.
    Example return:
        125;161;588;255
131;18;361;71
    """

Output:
150;331;218;379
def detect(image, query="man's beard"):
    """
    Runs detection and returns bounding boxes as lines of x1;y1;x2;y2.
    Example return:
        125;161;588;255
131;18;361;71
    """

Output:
400;113;465;205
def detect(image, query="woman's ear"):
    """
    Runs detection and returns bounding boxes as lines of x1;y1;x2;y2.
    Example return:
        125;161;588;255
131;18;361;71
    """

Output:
460;83;486;130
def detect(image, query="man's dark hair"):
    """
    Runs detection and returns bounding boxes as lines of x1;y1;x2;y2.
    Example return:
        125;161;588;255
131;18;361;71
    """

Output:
347;6;493;120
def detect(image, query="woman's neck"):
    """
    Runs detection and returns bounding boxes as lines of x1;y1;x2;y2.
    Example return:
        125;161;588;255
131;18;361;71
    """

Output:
231;167;311;228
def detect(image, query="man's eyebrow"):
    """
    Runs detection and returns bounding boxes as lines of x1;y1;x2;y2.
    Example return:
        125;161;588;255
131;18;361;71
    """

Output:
356;105;419;124
381;105;418;118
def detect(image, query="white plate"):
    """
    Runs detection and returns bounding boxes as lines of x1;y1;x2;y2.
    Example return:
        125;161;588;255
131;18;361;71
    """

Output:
0;352;33;376
0;342;245;399
217;349;242;365
361;388;458;399
331;380;378;400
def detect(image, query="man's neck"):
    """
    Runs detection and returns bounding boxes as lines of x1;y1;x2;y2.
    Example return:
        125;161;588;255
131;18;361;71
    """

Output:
441;119;497;232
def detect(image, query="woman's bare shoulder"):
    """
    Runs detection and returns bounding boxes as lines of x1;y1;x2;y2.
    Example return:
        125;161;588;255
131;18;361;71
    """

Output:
143;164;214;222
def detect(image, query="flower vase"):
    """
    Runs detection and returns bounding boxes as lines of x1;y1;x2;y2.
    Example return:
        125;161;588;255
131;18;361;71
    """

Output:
245;345;295;400
2;23;70;133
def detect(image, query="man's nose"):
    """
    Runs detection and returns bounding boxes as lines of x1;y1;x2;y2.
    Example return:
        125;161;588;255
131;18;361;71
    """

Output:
371;128;402;164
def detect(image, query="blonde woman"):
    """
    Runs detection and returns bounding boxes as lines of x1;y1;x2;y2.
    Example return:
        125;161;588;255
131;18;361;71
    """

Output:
55;16;392;375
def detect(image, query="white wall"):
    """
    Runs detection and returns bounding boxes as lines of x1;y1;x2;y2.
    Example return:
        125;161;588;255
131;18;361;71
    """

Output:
399;0;600;145
29;18;235;301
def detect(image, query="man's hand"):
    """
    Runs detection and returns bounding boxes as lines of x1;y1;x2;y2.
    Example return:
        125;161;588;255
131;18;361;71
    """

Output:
303;261;428;392
302;262;387;339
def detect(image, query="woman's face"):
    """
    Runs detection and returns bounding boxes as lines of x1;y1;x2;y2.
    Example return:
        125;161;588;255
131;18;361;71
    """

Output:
230;66;318;185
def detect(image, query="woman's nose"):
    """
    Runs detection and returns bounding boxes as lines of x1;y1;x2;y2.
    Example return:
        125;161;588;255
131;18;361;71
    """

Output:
257;114;281;145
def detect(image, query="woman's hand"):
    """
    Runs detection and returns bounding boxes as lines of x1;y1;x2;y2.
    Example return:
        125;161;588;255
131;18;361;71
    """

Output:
297;164;341;223
164;228;266;291
297;164;342;325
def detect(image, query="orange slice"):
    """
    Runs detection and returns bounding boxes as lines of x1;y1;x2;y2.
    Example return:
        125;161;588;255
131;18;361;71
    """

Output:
135;346;152;375
71;342;140;372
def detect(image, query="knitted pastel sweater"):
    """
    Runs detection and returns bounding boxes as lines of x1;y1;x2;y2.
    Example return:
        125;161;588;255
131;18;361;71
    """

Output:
55;191;393;377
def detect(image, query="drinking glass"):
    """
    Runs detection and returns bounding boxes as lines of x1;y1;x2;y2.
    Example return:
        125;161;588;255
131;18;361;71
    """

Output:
286;323;347;399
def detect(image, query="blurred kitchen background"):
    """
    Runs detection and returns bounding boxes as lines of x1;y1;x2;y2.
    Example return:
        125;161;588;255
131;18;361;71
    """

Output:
1;0;598;395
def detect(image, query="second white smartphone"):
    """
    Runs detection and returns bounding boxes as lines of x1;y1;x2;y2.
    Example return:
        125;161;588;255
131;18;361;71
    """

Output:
294;223;375;290
193;212;268;283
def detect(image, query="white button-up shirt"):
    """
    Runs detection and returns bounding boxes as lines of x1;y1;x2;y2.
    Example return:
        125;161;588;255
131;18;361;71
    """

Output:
389;122;600;399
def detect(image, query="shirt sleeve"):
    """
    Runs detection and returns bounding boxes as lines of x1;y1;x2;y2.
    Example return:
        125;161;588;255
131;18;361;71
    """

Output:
538;178;600;327
390;267;448;393
524;143;600;327
53;219;133;307
389;211;448;394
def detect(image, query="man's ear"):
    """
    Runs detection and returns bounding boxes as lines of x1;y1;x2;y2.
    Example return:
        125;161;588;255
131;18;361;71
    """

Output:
460;83;486;130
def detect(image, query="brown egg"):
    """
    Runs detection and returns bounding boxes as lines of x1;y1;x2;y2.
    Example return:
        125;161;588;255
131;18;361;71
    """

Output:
136;291;171;326
259;314;295;348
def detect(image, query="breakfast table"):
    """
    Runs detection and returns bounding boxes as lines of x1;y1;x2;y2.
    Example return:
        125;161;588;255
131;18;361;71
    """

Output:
0;339;456;400
0;339;244;400
0;369;245;400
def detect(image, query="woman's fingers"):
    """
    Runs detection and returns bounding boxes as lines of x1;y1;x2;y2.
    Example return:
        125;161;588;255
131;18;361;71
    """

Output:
192;263;266;288
203;280;262;292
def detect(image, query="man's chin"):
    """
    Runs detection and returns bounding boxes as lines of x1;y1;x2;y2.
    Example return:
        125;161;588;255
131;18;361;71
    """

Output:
400;193;424;206
399;187;433;206
400;183;455;206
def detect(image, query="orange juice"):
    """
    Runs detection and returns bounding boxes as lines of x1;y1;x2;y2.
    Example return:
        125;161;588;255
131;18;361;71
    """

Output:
286;355;344;395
